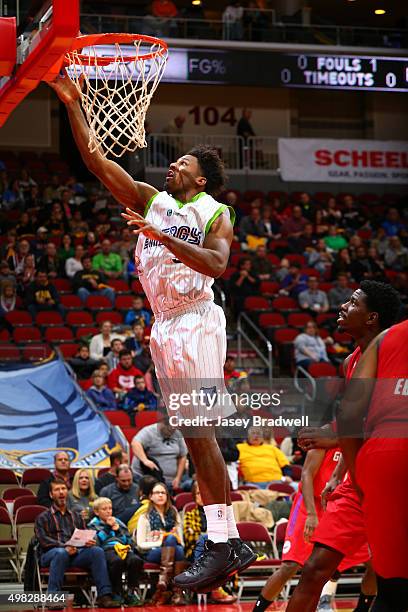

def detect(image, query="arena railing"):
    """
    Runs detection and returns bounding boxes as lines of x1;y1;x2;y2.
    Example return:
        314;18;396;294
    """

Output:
145;134;279;174
237;311;273;391
80;13;407;50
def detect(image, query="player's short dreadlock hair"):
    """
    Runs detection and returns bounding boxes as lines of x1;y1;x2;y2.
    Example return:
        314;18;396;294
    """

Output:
360;280;401;330
188;145;227;197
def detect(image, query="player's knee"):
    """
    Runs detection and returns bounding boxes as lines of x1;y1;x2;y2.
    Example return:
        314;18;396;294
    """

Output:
281;562;300;579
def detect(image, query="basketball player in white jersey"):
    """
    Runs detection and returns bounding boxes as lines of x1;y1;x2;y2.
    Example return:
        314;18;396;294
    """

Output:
49;75;256;591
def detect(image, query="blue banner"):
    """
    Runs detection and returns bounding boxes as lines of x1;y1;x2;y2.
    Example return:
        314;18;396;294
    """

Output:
0;356;124;473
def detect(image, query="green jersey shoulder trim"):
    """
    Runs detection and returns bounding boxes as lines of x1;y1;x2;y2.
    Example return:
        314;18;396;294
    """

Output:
144;192;159;217
205;204;236;235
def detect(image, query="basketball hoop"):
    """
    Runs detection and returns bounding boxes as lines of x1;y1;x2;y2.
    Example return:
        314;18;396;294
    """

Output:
63;33;168;159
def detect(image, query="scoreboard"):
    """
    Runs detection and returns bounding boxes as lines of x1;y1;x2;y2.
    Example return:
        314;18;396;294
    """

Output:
277;54;408;92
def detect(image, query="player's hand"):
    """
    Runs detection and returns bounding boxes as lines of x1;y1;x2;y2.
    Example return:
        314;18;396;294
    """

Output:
321;478;339;510
304;514;318;542
298;426;337;451
122;209;165;242
48;71;83;105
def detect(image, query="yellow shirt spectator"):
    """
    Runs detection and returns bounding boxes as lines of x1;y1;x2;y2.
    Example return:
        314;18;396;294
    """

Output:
237;427;290;483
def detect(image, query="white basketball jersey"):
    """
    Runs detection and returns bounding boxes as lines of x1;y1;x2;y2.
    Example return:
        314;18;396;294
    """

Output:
134;191;234;315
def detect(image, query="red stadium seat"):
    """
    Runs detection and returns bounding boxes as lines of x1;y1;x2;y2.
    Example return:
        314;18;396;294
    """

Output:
115;295;134;310
318;282;334;293
258;313;286;329
238;484;259;490
271;297;298;312
308;362;337;378
316;313;337;326
274;329;298;344
230;253;244;267
0;469;19;496
318;328;330;339
58;343;80;359
300;268;320;277
35;312;64;326
131;280;144;294
259;281;280;296
221;266;236;281
0;344;20;360
134;411;160;432
21;469;52;493
333;331;353;344
85;295;112;310
314;191;334;204
287;313;311;329
60;294;82;309
244;297;270;311
95;311;123;325
266;254;281;266
286;254;306;266
5;311;32;326
66;312;94;327
22;344;52;361
174;492;193;510
78;379;93;390
290;465;302;481
105;411;131;427
267;190;287;203
2;488;35;502
243;189;265;202
0;330;10;342
13;327;42;344
44;327;74;343
267;482;295;495
75;327;98;340
108;279;130;293
121;427;139;444
53;278;72;293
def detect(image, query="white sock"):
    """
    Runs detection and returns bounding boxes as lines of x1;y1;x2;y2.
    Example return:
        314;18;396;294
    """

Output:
226;505;239;539
320;580;338;597
204;503;228;543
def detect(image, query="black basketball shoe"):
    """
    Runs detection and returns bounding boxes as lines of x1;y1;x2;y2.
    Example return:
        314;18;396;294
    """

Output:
229;538;258;571
173;540;238;592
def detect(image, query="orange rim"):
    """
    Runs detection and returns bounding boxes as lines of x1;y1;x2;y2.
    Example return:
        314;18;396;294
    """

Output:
63;33;168;66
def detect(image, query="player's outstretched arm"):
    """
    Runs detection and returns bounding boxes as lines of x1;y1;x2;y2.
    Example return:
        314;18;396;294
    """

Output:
122;208;233;277
48;73;157;211
301;449;324;542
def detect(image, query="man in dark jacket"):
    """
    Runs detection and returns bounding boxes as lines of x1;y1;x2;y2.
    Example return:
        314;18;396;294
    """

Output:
37;451;72;508
25;270;65;318
72;255;115;305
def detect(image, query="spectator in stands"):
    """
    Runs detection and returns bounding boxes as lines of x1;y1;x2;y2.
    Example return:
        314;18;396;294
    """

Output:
342;194;364;230
367;246;386;280
384;235;408;271
291;222;317;254
7;238;31;277
229;257;260;314
106;338;124;372
35;479;119;608
238;207;266;245
279;262;308;297
87;370;117;411
280;205;308;242
19;169;37;200
328;274;353;310
321;196;342;225
134;345;156;391
251;244;275;280
38;242;61;278
73;255;115;306
2;178;24;209
69;209;89;236
0;282;14;333
95;450;124;494
331;247;352;279
68;345;102;380
43;175;63;204
123;375;158;421
298;192;314;221
15;211;36;236
33;227;49;260
323;225;348;252
381;207;406;236
224;355;241;385
65;244;84;279
37;451;72;507
112;227;133;263
89;497;144;606
275;257;289;283
108;349;143;395
100;465;140;522
0;261;16;286
298;276;329;313
89;321;116;361
125;321;148;357
85;231;101;257
131;417;187;490
25;270;65;319
127;475;159;533
68;468;98;517
261;205;282;241
236;108;255;166
92;239;123;280
237;426;293;489
58;234;74;267
306;239;333;276
21;254;36;288
183;481;237;603
294;321;330;371
136;481;186;605
223;1;244;40
313;209;329;237
48;205;68;236
350;246;378;282
244;1;268;42
124;295;151;327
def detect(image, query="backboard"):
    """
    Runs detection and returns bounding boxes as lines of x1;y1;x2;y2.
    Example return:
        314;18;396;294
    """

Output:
0;0;79;127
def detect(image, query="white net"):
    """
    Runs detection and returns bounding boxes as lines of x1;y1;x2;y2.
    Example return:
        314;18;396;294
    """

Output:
65;37;168;159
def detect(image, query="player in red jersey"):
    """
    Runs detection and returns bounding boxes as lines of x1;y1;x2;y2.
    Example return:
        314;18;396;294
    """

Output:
338;318;408;612
284;281;401;612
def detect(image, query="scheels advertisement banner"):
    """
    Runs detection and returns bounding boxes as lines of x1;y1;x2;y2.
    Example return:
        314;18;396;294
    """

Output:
278;138;408;183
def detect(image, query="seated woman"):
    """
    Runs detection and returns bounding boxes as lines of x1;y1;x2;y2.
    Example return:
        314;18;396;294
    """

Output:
294;320;331;371
89;497;144;606
136;481;187;605
183;482;237;604
67;468;98;518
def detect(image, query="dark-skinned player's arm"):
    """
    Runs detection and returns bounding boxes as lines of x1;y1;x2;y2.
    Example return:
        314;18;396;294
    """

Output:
321;455;347;510
337;331;385;486
48;73;157;212
300;449;325;542
122;208;233;278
